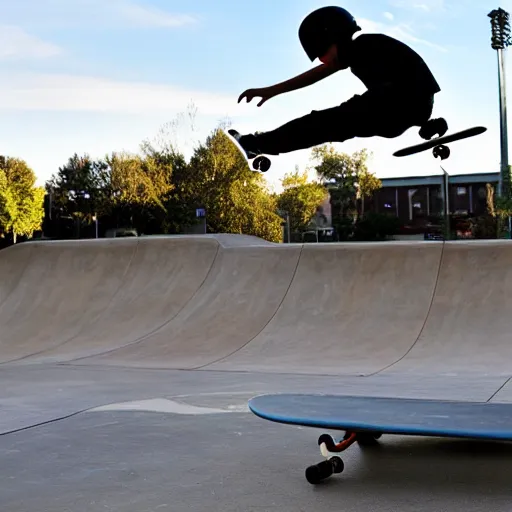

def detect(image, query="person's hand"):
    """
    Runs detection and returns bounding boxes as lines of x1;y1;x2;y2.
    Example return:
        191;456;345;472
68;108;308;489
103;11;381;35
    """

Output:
237;87;275;107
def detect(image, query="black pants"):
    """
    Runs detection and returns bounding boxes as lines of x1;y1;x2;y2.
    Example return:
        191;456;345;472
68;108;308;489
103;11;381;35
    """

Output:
244;88;435;156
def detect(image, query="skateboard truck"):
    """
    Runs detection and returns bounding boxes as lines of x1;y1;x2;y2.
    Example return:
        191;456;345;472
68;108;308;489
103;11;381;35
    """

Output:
305;431;382;485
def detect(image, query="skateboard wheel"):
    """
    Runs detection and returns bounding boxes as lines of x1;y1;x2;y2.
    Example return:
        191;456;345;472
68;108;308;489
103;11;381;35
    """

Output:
253;156;271;172
305;460;334;484
330;456;344;474
433;144;450;160
260;158;271;172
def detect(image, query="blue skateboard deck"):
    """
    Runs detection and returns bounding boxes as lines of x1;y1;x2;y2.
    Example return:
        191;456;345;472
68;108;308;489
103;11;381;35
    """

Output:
248;394;512;485
249;394;512;440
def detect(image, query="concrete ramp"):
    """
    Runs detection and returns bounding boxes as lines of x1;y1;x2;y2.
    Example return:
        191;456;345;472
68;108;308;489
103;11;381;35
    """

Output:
0;242;35;309
6;237;221;364
0;240;137;363
0;235;511;378
83;244;301;369
382;241;512;377
208;242;442;375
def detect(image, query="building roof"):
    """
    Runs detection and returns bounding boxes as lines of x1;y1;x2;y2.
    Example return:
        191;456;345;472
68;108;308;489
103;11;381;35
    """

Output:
379;172;500;188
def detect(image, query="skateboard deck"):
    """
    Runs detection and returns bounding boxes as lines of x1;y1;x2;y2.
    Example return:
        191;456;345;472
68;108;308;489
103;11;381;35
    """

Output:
248;393;512;484
394;126;487;159
225;129;272;172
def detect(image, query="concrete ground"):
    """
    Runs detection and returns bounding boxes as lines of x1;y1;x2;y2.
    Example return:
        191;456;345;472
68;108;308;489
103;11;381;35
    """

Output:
2;365;512;512
3;238;512;510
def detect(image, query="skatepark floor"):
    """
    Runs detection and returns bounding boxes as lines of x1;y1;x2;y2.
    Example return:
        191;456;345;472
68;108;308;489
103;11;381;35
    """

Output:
2;236;512;510
2;364;512;512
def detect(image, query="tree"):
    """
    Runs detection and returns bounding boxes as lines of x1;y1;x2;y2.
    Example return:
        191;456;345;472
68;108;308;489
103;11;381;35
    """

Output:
0;169;15;236
11;187;45;242
0;157;44;243
135;139;195;234
107;150;173;211
276;168;327;233
312;145;372;215
474;181;512;239
185;127;282;241
357;166;382;215
310;145;383;240
46;154;107;238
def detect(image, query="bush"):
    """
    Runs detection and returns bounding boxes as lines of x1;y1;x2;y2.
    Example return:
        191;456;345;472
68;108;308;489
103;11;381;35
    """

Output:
470;215;498;239
352;213;401;241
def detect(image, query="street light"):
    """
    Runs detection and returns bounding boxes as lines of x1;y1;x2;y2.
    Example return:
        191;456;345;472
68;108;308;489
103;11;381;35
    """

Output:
489;8;512;198
277;209;291;243
92;213;98;239
440;166;450;240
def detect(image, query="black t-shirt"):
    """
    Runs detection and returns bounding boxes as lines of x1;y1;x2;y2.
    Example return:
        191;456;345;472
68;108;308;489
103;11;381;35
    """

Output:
345;34;441;96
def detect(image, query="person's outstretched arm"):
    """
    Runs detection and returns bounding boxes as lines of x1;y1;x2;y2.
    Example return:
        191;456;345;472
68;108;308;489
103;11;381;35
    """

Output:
237;62;340;107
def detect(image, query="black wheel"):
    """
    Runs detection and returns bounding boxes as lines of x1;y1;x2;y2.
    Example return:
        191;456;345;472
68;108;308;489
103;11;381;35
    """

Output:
253;155;271;172
433;144;450;160
330;456;344;474
305;460;335;484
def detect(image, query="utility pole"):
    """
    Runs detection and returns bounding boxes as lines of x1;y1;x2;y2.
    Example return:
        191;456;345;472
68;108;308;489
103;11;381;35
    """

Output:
489;8;512;199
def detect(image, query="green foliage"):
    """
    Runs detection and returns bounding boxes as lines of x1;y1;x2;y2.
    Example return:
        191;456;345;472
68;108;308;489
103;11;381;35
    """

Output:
276;168;327;232
34;111;382;244
39;122;284;242
469;215;498;239
12;187;45;242
470;182;512;239
46;153;105;217
312;145;381;218
310;144;384;240
46;154;109;237
0;157;44;242
106;149;173;211
280;167;311;189
0;169;15;235
184;128;282;241
356;165;382;215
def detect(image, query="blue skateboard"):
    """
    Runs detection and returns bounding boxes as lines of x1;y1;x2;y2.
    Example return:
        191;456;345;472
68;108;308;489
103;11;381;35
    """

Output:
248;394;512;485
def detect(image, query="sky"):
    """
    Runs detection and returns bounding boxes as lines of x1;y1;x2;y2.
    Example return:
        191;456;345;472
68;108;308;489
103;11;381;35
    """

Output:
0;0;511;192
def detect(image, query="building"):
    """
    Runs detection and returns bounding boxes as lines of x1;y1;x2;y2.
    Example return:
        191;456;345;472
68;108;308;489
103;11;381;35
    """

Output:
371;172;500;226
316;171;500;240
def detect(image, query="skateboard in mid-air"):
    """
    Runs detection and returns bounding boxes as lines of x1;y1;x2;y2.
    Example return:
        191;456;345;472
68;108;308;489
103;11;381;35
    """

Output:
248;393;512;485
394;118;487;160
225;129;272;172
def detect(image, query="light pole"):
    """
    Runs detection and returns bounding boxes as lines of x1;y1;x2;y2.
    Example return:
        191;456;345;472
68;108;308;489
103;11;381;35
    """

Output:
440;166;450;240
92;213;98;238
489;8;512;199
277;209;291;243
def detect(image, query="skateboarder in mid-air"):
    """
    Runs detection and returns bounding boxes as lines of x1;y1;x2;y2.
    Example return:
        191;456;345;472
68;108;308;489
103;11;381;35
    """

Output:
229;6;447;162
